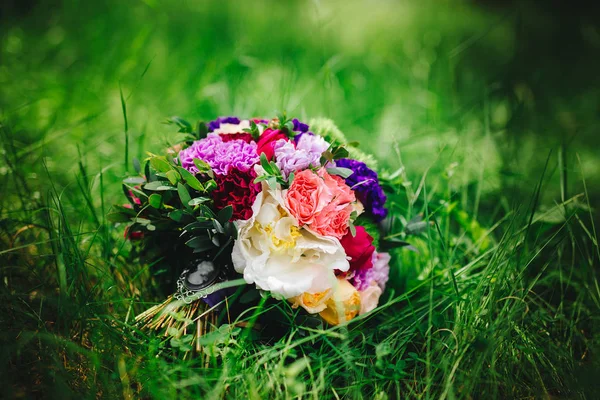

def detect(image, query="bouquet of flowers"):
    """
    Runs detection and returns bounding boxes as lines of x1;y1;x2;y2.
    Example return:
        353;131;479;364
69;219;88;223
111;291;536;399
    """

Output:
111;114;395;346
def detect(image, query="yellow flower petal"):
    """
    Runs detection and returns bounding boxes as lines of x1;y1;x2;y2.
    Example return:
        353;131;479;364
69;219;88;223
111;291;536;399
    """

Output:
319;278;361;325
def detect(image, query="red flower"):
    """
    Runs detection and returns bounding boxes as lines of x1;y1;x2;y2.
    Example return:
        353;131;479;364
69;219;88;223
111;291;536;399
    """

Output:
339;226;375;274
124;226;144;241
219;133;253;143
211;167;261;221
256;128;288;160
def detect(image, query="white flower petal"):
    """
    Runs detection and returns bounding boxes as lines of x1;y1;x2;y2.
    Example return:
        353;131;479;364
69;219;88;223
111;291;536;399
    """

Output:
232;186;350;298
212;120;251;134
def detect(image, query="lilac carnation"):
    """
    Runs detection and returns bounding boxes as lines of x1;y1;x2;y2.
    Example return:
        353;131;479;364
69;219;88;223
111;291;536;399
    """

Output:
178;133;259;175
273;134;329;178
335;158;388;222
353;251;391;291
208;116;241;132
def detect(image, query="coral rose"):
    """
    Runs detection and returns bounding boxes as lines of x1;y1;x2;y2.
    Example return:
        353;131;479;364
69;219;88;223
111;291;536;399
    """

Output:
285;169;333;226
285;168;356;239
310;202;354;239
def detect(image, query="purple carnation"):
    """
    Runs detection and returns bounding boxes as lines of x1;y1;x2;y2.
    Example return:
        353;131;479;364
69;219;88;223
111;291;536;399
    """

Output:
353;252;390;291
335;158;387;222
178;133;259;175
292;118;312;144
292;118;309;133
208;116;241;132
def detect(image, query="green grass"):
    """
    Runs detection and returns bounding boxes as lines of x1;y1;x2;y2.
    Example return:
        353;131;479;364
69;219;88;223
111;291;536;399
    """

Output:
1;0;600;398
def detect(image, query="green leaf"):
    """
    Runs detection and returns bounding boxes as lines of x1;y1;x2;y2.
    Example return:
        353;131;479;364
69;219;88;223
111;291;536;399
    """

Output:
185;236;215;252
349;222;357;237
166;327;180;337
249;120;260;141
177;167;204;191
326;167;354;179
123;176;145;184
259;153;274;175
183;221;212;231
133;157;141;173
150;156;173;173
166;170;180;185
332;146;349;159
148;193;162;208
197;121;208;139
287;172;295;184
203;180;217;192
165;116;192;133
212;219;225;234
253;175;269;184
199;204;217;219
239;289;260;304
193;158;211;172
177;183;192;209
188;197;210;206
106;211;132;223
217;205;233;224
168;210;185;222
144;181;175;191
284;120;294;134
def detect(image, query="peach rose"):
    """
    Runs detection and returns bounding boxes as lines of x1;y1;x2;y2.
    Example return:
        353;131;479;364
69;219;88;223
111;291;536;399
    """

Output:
318;278;361;325
285;169;333;225
359;282;383;315
290;289;332;313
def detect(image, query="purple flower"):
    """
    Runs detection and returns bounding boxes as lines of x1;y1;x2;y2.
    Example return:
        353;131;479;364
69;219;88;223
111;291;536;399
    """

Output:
208;116;241;132
273;134;330;178
292;118;313;143
203;287;236;308
335;158;387;222
292;118;309;133
352;251;390;291
178;133;259;175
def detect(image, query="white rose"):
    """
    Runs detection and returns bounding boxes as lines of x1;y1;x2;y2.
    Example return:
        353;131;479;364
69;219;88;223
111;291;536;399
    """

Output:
212;120;251;134
232;184;350;298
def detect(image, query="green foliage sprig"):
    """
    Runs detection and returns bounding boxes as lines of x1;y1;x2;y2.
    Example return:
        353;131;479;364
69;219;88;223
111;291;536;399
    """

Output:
108;150;237;260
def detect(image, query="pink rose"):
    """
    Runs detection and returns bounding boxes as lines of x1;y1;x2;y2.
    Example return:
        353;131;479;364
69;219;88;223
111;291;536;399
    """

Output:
285;170;332;225
256;128;288;160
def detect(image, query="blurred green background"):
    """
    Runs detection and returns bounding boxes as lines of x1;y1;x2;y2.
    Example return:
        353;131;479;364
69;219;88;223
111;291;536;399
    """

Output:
2;0;599;210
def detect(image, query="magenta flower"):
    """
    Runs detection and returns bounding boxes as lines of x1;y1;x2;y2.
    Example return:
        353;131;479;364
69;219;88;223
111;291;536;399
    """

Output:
178;133;259;175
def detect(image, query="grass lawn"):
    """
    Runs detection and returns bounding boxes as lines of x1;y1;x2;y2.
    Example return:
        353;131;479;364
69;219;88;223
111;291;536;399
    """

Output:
1;0;599;398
